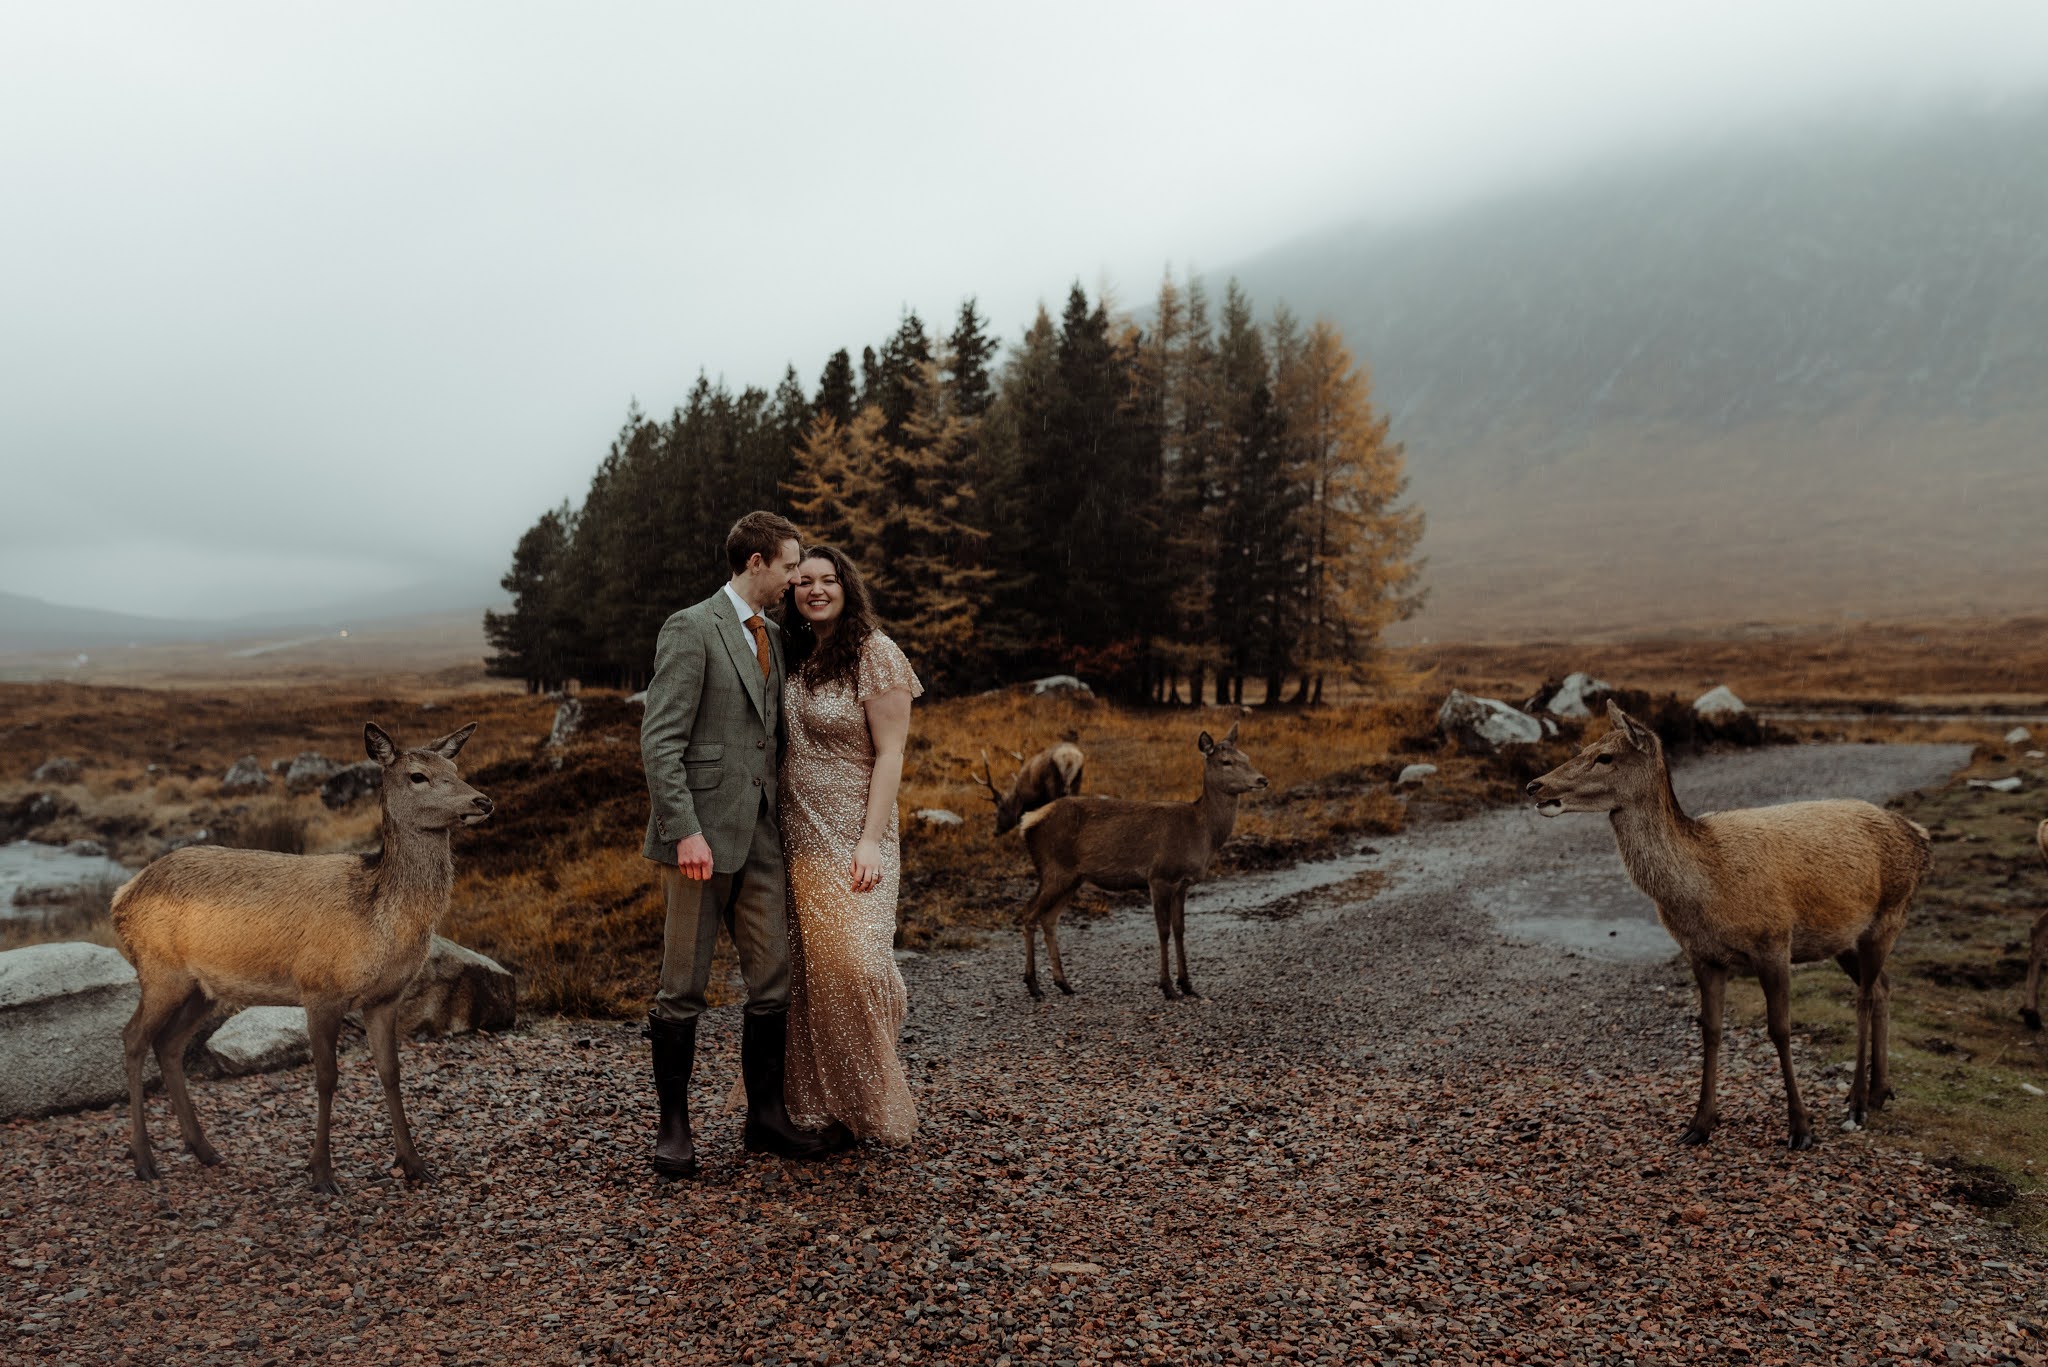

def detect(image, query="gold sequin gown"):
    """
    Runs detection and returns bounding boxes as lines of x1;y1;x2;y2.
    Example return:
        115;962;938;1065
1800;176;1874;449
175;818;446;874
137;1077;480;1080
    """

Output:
781;632;923;1145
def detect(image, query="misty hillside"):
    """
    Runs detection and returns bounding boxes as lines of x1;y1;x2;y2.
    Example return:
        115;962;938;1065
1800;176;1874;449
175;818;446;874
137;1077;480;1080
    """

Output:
1235;103;2048;638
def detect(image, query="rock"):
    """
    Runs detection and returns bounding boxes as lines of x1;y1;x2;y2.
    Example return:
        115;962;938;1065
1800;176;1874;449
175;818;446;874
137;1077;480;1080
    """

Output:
161;829;213;852
1396;764;1438;786
387;936;516;1037
1542;672;1613;719
625;690;648;707
1437;690;1543;751
319;761;382;810
1967;776;2024;794
282;751;339;795
2030;751;2046;760
913;808;964;827
0;943;155;1118
2007;727;2034;745
0;793;68;841
218;755;269;796
1692;686;1747;717
31;757;81;784
547;697;584;748
1028;675;1093;699
62;839;106;858
204;1007;310;1075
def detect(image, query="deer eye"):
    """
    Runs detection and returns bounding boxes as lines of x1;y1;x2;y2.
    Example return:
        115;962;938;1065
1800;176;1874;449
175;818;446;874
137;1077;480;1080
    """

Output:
409;772;429;784
1596;754;1614;766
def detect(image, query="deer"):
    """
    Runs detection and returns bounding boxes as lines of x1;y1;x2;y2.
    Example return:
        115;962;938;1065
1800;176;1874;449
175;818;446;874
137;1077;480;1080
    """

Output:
1015;723;1266;1001
2022;819;2048;1031
1527;701;1931;1150
110;722;492;1193
973;741;1086;835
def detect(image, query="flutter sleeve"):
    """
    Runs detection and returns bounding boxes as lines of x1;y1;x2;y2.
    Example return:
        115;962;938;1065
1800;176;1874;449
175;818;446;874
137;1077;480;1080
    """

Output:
857;632;925;703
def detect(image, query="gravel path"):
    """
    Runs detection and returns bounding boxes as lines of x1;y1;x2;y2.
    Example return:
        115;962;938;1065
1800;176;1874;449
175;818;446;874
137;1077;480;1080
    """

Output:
6;744;2044;1366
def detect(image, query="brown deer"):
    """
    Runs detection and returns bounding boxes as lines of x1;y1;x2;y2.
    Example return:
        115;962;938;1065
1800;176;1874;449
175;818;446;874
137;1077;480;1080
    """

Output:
2022;819;2048;1030
973;741;1086;835
1528;702;1930;1149
1016;723;1266;1001
110;723;492;1193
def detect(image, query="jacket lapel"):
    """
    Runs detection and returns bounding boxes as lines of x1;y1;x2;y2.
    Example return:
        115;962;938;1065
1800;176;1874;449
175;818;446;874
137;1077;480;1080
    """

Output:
709;590;770;728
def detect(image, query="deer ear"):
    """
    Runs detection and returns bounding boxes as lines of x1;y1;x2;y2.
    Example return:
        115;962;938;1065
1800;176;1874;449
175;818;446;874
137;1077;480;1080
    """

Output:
1198;731;1216;755
428;722;478;759
1223;721;1240;745
1612;707;1654;752
365;723;399;768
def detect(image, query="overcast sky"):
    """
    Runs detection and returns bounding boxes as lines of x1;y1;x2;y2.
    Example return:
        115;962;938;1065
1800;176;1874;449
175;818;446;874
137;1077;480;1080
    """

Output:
5;1;2047;620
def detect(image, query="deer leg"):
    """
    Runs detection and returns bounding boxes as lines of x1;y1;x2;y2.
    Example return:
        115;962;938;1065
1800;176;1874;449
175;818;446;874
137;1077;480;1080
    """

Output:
154;988;221;1166
365;1000;429;1183
1150;881;1177;1000
1757;958;1813;1150
1041;904;1077;997
2025;909;2048;1031
122;969;191;1181
1022;916;1042;1001
306;1001;346;1195
1868;963;1896;1112
1832;949;1871;1129
1022;875;1080;997
1680;960;1727;1146
1172;888;1198;999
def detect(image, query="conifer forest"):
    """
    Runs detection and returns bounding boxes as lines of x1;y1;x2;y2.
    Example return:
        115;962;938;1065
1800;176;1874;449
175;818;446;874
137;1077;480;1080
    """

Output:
484;274;1424;703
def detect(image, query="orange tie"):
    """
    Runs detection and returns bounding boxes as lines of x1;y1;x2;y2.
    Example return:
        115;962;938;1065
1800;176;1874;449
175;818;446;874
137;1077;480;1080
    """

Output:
744;615;772;682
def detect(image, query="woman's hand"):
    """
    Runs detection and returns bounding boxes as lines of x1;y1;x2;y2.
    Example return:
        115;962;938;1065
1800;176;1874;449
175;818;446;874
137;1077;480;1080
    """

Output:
850;838;883;893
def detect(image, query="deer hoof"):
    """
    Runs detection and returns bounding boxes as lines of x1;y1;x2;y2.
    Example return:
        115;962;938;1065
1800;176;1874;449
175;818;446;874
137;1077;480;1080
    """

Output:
132;1154;161;1182
1788;1131;1816;1151
2023;1007;2043;1032
399;1161;434;1185
1024;978;1043;1001
1159;983;1179;1001
1177;981;1201;1000
189;1141;223;1167
1056;981;1075;997
1677;1126;1711;1147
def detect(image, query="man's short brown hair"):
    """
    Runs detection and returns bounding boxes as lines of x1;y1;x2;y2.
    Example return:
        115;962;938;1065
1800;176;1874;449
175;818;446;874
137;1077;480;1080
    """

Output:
725;511;803;575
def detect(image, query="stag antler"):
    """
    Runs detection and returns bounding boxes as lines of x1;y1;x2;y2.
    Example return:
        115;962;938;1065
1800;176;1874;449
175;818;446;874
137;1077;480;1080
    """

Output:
973;750;1001;803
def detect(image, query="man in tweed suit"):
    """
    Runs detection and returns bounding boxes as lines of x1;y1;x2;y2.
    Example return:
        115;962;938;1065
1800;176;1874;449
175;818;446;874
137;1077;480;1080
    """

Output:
639;511;842;1176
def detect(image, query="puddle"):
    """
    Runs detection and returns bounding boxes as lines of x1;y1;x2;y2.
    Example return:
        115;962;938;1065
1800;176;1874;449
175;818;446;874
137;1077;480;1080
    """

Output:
0;841;131;918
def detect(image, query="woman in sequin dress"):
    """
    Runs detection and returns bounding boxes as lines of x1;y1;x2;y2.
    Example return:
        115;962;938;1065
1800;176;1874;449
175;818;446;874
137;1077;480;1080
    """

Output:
778;546;922;1145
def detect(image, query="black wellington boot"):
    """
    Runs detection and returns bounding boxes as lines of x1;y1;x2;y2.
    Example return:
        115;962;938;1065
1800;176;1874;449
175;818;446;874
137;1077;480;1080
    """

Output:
644;1014;699;1180
740;1011;836;1160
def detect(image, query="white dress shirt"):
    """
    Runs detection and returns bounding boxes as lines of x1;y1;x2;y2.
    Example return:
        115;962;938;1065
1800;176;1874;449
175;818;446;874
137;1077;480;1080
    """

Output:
724;581;767;658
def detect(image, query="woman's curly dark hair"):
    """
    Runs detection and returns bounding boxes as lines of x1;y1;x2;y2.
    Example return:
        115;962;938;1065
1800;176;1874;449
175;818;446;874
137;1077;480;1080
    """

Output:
781;544;880;691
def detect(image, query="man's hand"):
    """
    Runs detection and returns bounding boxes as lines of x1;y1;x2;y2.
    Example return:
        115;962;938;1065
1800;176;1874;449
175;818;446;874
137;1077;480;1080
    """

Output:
676;834;714;881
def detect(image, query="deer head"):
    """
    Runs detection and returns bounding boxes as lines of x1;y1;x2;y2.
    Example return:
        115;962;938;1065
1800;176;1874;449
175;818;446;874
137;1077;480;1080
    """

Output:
366;723;495;832
1198;722;1268;796
1525;701;1664;817
975;748;1030;835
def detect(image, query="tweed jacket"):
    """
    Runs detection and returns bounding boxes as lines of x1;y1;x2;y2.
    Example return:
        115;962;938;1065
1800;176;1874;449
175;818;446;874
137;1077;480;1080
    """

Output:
639;587;785;872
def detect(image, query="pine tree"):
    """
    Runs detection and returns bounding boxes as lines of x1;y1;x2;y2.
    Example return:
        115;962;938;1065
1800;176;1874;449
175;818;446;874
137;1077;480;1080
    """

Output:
814;349;857;427
944;298;998;419
1274;318;1426;701
484;504;574;692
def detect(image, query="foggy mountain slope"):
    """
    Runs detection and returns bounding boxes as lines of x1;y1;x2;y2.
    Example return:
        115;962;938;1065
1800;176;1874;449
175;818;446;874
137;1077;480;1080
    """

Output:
1234;103;2048;638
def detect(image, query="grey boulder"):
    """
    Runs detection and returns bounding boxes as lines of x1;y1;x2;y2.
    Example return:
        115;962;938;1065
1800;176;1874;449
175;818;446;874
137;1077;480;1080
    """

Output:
283;752;340;795
205;1006;310;1075
219;755;269;796
0;943;154;1119
1692;685;1748;717
1438;690;1543;751
387;936;517;1037
319;761;382;810
32;757;82;784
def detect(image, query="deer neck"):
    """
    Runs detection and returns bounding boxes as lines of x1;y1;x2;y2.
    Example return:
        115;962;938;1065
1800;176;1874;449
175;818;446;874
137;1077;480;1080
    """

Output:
1197;781;1241;854
1607;765;1710;918
370;811;453;942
